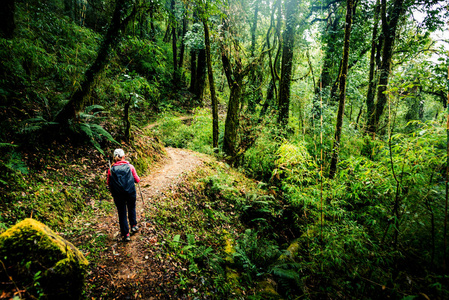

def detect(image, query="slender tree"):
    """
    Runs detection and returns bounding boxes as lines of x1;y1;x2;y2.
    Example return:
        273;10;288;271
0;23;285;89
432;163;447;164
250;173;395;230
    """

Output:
278;0;298;126
170;0;178;83
202;17;219;149
178;11;188;70
329;0;354;179
247;0;262;113
444;66;449;271
365;0;381;129
259;0;282;121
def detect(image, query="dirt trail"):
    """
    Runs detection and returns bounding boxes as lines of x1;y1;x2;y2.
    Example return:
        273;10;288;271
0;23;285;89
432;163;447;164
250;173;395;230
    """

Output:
86;147;205;299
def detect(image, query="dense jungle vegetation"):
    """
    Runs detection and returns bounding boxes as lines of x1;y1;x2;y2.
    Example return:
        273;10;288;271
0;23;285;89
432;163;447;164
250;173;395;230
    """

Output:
0;0;448;298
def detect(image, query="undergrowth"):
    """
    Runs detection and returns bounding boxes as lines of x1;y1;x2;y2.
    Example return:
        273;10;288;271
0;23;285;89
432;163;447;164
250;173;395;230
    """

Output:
150;110;449;299
150;158;286;298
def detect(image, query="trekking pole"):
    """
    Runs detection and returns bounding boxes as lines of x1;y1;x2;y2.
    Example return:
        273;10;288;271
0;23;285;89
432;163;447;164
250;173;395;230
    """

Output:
137;182;145;208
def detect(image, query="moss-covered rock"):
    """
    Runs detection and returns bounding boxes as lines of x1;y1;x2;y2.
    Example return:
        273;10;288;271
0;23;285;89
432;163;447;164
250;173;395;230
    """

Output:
0;218;88;299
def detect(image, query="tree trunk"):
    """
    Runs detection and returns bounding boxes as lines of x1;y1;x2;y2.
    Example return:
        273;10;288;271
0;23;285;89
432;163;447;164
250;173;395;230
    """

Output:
259;79;275;121
194;48;207;104
0;0;15;39
444;66;449;272
172;25;178;81
163;22;171;43
178;12;187;70
203;19;219;149
171;0;178;83
55;0;133;124
221;52;243;156
278;0;298;126
329;0;354;179
365;0;381;132
250;2;259;58
247;1;261;113
189;50;197;93
149;4;156;41
261;0;281;121
366;0;404;134
223;82;242;156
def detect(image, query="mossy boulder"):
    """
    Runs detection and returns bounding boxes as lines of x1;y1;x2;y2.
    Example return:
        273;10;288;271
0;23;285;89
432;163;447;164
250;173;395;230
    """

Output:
0;218;88;299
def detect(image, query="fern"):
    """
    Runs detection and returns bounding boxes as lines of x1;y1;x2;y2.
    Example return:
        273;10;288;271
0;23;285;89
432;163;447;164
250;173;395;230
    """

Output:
89;124;117;144
71;106;119;155
77;123;118;156
20;117;59;134
270;263;302;281
0;143;18;148
0;150;28;185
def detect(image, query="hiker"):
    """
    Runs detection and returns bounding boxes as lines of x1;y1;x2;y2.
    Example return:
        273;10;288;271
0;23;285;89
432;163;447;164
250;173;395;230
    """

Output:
107;149;140;242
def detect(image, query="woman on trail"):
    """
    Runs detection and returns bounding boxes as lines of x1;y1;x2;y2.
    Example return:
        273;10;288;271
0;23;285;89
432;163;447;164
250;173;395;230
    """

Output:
107;149;140;242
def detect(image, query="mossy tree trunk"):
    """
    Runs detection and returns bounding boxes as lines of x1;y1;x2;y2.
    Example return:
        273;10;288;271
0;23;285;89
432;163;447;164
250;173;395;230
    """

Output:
221;51;244;157
329;0;354;179
277;0;298;126
366;0;404;134
54;0;135;124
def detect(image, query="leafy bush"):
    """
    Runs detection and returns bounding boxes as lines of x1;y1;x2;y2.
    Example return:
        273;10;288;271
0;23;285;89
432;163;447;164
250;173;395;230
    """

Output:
242;125;283;181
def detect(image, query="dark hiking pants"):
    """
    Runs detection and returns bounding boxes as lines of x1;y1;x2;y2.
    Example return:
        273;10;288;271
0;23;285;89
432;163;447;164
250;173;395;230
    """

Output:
113;192;137;237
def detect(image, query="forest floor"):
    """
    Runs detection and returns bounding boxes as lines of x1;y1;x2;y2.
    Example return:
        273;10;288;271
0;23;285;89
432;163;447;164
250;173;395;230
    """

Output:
74;147;207;299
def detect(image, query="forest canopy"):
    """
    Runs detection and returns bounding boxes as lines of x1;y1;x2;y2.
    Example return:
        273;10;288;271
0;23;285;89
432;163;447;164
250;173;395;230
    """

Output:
0;0;448;298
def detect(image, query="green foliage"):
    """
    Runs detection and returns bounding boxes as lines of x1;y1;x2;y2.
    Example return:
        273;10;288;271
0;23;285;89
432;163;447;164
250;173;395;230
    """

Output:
184;23;205;50
150;160;270;298
232;229;280;282
154;108;224;155
0;144;110;232
0;146;28;186
242;125;282;181
273;141;318;187
69;105;119;155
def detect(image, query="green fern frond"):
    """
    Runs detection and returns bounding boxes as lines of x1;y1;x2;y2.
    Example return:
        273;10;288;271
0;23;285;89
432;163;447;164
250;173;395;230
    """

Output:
0;143;18;148
20;117;59;134
270;263;302;280
89;124;119;144
78;123;94;139
84;105;105;113
78;112;95;120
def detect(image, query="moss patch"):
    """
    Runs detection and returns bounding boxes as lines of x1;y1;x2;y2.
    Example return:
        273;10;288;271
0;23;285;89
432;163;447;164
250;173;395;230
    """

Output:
0;218;88;299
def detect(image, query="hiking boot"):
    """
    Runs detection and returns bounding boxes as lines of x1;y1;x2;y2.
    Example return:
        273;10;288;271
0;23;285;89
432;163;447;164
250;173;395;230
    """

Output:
131;225;139;234
123;233;131;242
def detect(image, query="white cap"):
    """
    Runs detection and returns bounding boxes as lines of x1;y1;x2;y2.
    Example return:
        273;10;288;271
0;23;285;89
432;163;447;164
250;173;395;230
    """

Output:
113;149;125;158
